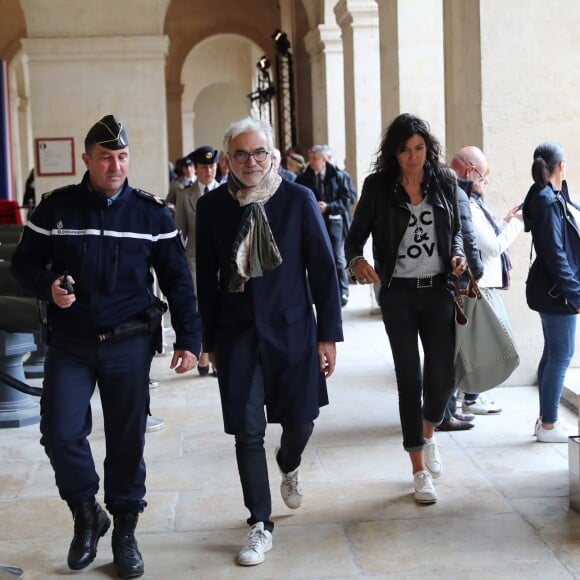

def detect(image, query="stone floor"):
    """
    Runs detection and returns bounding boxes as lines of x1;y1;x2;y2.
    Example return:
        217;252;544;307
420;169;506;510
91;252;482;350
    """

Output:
1;284;580;579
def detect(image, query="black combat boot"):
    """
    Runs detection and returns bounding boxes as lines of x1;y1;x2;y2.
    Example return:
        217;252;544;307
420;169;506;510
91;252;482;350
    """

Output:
67;499;111;570
112;513;144;578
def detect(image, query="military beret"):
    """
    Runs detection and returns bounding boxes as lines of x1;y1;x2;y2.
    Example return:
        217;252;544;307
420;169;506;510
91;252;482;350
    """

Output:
188;145;218;165
85;115;129;150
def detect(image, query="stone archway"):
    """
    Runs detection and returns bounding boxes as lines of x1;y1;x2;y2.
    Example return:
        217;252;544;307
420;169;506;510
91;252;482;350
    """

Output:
178;33;263;157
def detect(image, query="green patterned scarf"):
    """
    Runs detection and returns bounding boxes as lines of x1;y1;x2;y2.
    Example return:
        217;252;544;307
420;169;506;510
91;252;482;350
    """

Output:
227;165;283;292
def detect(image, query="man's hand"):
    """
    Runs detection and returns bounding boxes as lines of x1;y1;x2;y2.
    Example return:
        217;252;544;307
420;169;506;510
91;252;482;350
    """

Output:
318;341;336;378
171;350;198;374
51;275;76;309
504;203;524;223
318;201;328;213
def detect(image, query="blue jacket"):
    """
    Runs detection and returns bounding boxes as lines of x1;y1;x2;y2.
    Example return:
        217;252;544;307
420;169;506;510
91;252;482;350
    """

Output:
11;172;202;353
195;180;344;433
522;180;580;314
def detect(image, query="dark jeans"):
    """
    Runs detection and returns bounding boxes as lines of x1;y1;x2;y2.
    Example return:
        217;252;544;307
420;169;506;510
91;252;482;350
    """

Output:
379;277;456;451
41;333;153;514
326;216;349;298
233;364;314;533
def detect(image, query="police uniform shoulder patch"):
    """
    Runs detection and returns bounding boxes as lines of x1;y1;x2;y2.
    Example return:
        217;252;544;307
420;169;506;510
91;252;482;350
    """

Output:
41;184;76;200
135;189;166;206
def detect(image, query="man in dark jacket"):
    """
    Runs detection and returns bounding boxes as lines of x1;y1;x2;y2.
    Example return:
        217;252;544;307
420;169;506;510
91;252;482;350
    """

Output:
196;117;343;566
11;115;202;578
296;145;353;306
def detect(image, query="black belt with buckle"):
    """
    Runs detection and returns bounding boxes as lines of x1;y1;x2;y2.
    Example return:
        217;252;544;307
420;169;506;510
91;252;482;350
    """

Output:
97;319;150;343
390;273;447;289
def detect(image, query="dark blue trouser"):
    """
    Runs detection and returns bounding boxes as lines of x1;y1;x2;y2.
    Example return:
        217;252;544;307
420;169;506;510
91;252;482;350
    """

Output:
41;333;154;514
379;278;456;451
234;364;314;533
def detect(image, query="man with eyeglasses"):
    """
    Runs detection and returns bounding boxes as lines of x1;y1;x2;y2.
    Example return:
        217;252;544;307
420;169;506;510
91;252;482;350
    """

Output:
449;146;523;416
195;116;343;567
10;115;202;578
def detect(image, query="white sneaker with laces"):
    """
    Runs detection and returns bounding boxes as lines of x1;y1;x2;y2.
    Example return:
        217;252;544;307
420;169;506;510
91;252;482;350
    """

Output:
424;437;442;479
462;394;502;414
275;447;303;509
414;470;437;504
237;522;272;566
536;421;574;443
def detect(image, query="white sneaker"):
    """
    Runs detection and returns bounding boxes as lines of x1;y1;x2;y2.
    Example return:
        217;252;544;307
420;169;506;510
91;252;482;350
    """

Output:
424;437;442;479
146;416;165;432
536;421;574;443
533;418;541;437
276;447;303;509
237;522;272;566
462;394;502;415
414;470;437;504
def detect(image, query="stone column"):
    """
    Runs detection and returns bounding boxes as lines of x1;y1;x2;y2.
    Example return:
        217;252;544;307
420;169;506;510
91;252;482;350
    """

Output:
334;0;381;192
21;35;169;197
376;0;445;145
182;111;195;156
167;82;185;167
304;24;346;167
442;1;580;388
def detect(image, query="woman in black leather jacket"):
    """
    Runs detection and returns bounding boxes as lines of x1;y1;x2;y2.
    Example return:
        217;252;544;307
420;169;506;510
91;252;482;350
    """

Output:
345;114;466;504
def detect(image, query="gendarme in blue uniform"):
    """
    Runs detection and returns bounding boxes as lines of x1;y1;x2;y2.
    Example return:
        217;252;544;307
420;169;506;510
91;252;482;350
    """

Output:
10;113;202;576
11;171;202;513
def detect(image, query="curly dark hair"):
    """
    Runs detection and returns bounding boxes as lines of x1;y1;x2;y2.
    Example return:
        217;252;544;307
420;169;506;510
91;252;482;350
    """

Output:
373;113;448;183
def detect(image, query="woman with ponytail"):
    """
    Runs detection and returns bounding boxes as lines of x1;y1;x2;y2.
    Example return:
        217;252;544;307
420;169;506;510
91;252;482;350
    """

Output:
522;141;580;442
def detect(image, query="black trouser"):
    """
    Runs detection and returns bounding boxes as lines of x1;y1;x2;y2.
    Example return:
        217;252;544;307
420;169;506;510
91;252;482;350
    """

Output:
379;276;455;451
233;363;314;533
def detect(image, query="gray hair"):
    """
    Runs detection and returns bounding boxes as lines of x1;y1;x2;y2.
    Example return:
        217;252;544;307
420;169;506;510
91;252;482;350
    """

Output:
309;144;334;159
223;116;274;151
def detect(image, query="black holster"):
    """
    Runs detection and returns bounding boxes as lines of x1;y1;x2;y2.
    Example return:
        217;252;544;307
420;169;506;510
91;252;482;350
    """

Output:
144;299;168;353
98;300;168;353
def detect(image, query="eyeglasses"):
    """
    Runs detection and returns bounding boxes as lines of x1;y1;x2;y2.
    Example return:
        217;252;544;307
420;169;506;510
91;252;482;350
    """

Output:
230;149;270;163
471;166;489;183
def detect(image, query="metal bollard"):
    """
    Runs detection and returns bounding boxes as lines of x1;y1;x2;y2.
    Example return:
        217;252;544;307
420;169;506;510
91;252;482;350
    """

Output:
0;566;24;580
0;331;40;428
0;566;24;579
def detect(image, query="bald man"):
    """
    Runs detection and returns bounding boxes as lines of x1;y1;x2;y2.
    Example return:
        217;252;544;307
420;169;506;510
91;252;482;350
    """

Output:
450;146;523;416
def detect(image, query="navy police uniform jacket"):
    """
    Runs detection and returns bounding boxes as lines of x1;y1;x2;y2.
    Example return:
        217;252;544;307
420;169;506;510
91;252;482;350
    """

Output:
11;172;202;354
195;180;344;434
522;180;580;314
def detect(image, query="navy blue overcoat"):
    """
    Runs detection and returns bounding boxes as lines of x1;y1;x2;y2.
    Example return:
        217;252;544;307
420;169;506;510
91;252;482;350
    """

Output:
196;180;344;433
